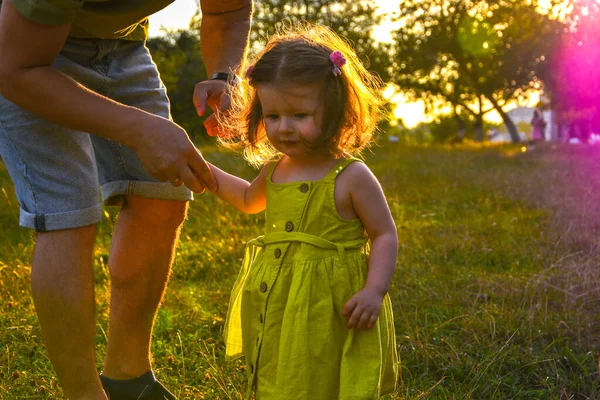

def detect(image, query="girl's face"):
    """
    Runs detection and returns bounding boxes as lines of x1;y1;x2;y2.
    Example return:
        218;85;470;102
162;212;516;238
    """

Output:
257;83;325;160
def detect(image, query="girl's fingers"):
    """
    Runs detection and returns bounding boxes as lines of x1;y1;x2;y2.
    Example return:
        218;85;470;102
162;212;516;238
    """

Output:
367;314;378;329
347;306;364;329
342;297;357;317
356;310;372;329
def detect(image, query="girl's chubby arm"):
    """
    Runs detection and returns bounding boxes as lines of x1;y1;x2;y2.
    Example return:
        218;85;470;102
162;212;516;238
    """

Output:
340;162;398;330
207;163;269;214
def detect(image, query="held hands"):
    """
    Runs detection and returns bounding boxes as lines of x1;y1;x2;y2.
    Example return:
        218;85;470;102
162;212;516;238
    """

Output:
131;77;235;193
133;115;217;194
132;78;231;193
193;79;232;137
342;287;385;330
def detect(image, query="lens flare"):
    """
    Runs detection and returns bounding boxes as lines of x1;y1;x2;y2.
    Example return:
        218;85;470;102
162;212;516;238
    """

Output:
551;7;600;138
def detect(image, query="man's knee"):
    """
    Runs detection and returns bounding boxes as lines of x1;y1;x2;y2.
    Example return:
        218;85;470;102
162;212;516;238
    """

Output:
108;197;188;285
122;196;188;230
31;225;97;295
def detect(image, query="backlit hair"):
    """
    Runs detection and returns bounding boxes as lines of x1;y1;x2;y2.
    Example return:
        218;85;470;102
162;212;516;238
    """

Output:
219;23;384;167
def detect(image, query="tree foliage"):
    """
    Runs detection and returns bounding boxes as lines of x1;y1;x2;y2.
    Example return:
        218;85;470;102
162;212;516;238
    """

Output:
392;0;563;142
250;0;391;80
148;29;208;141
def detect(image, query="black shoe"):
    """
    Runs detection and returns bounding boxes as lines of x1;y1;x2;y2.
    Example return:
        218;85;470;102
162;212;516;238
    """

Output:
100;372;176;400
145;380;176;400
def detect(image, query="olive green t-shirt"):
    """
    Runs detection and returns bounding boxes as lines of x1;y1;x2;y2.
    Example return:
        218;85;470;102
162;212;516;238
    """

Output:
9;0;175;40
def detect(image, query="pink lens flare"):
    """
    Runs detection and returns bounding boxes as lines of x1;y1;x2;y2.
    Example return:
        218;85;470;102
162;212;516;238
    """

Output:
550;10;600;137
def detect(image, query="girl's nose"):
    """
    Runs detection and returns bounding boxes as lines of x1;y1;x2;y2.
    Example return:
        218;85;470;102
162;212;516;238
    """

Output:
278;117;294;134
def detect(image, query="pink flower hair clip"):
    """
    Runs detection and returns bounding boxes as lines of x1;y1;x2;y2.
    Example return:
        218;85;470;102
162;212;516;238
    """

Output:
330;51;346;77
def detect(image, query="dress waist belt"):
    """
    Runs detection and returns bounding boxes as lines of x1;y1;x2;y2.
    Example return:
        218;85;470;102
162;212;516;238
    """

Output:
247;231;366;265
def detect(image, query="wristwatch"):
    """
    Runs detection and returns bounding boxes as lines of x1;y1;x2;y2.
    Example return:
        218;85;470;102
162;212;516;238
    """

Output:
209;72;240;84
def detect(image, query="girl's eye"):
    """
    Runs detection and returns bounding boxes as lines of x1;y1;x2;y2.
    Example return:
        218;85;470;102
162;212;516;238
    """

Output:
295;113;308;119
265;115;279;121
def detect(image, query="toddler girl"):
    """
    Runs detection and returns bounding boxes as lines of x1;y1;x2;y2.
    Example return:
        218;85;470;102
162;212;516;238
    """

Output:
208;24;398;399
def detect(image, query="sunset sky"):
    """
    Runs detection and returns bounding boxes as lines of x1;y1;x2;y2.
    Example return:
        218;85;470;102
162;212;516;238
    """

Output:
148;0;400;40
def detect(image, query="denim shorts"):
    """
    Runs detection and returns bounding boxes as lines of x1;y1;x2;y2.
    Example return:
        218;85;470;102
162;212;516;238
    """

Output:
0;38;193;232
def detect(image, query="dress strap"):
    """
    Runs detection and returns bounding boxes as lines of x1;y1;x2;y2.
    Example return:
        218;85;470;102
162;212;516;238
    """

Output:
323;157;362;181
266;159;281;181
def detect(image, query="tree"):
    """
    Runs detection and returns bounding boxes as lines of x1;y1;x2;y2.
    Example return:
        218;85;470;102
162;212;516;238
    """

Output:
392;0;563;142
250;0;391;81
148;29;208;141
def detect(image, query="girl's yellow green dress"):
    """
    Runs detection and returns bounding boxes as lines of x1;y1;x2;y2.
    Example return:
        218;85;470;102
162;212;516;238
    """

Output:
224;158;398;399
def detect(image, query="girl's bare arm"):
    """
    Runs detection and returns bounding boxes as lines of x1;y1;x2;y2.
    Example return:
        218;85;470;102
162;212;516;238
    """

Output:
341;163;398;329
208;163;268;214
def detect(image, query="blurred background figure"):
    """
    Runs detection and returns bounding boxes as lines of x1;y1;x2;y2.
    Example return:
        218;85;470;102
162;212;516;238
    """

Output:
531;108;547;141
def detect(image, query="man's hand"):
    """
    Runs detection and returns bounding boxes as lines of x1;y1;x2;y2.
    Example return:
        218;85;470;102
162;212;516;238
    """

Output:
133;114;218;194
342;287;385;330
195;0;252;137
193;79;232;137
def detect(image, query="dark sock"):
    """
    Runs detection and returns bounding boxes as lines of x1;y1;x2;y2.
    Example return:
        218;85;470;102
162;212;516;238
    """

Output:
100;370;156;399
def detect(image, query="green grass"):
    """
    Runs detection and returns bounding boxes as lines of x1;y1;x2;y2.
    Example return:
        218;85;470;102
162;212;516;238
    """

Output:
1;143;600;399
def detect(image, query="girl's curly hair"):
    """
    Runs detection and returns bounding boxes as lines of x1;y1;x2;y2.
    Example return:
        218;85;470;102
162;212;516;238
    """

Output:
218;23;384;167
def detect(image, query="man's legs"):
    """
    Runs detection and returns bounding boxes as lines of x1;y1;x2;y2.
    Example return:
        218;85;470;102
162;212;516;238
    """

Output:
102;195;187;379
31;225;108;400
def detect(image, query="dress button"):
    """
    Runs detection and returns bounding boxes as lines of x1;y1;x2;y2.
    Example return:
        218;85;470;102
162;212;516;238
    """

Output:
260;282;268;292
274;248;281;258
259;313;264;323
299;183;309;193
285;221;294;232
250;364;254;373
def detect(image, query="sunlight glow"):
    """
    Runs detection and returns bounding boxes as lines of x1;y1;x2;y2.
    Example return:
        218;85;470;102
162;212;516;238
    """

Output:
148;0;402;38
535;0;573;20
383;85;396;100
392;97;432;129
372;0;400;43
148;0;197;36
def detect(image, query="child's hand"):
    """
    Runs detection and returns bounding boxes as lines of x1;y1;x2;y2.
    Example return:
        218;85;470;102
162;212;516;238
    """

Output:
342;288;385;330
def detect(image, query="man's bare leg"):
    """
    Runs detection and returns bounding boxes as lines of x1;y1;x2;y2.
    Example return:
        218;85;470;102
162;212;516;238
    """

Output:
31;225;107;400
102;195;187;379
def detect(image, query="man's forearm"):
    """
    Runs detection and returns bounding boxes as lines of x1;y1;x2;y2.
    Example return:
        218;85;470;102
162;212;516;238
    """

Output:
0;67;151;148
200;2;252;75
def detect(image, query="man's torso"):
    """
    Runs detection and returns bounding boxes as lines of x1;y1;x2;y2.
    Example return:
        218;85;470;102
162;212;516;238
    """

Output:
9;0;175;40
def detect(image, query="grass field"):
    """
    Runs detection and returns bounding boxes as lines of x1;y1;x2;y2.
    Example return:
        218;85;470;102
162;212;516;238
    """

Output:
1;142;600;399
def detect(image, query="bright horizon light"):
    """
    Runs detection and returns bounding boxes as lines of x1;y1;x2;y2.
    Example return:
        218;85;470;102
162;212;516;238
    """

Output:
147;0;401;40
148;0;198;37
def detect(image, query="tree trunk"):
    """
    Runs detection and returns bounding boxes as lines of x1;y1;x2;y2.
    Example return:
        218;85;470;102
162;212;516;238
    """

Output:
474;96;485;142
454;107;465;142
489;98;520;143
474;115;484;142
